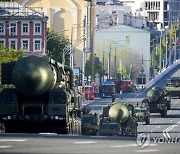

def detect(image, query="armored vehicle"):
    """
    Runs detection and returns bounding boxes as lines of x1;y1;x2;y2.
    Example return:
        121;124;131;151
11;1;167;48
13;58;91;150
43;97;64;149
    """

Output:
134;103;150;125
165;70;180;98
0;56;82;134
142;87;171;117
99;102;137;137
81;113;99;135
99;119;121;136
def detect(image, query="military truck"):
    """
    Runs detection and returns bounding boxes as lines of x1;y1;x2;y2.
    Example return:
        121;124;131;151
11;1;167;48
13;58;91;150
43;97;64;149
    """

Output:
0;56;82;134
134;103;150;125
81;107;99;135
165;70;180;98
99;102;137;137
99;119;121;136
81;113;99;135
142;87;171;117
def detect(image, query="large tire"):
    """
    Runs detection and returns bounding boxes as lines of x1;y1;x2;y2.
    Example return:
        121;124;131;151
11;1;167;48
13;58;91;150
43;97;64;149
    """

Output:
0;123;5;133
161;109;167;118
145;117;150;125
167;102;171;110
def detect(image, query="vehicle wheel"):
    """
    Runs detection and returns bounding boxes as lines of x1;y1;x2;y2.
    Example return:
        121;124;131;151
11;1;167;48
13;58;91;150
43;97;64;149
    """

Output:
68;118;73;134
145;117;150;125
77;118;81;135
161;109;167;118
167;103;171;110
0;122;5;133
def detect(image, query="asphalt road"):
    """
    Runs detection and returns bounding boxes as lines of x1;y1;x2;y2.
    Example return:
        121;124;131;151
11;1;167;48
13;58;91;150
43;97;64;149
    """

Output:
0;98;180;154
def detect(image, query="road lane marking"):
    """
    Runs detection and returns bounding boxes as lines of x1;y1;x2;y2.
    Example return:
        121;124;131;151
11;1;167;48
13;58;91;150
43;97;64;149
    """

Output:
0;146;13;149
0;139;27;142
74;141;97;144
111;144;157;148
163;121;180;138
135;149;159;153
135;92;144;98
111;144;137;148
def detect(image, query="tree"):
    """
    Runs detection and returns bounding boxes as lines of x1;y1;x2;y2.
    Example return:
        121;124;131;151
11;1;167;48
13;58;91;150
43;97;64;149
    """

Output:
85;53;105;82
0;46;23;63
95;42;142;81
47;29;70;65
0;46;23;87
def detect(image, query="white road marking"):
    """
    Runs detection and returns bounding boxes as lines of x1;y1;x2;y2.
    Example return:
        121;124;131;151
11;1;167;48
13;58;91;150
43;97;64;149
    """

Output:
111;144;157;148
135;92;144;98
0;139;27;142
0;146;13;149
74;141;97;144
111;144;137;148
135;149;159;153
163;121;180;138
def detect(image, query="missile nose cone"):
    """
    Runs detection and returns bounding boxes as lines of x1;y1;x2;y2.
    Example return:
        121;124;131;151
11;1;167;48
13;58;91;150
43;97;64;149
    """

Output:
12;56;53;96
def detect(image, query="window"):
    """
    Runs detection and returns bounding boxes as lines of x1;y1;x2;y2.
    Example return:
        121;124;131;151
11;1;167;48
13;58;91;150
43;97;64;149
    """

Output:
9;39;17;50
21;39;29;51
0;23;5;35
34;23;41;34
10;23;17;35
34;39;41;51
22;23;29;34
0;39;5;47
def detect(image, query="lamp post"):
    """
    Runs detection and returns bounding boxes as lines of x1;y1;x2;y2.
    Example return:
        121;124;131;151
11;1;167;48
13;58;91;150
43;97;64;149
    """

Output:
159;30;162;72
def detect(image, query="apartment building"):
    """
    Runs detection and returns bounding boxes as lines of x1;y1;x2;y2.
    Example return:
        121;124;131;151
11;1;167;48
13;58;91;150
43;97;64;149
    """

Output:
0;1;48;56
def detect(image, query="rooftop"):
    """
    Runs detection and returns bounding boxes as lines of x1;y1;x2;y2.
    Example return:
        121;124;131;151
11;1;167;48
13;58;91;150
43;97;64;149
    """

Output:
0;1;47;20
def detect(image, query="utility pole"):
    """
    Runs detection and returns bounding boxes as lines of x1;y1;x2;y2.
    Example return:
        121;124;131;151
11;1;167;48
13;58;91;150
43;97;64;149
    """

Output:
165;32;168;67
82;16;86;87
102;51;105;82
114;47;117;79
141;55;144;91
159;30;162;72
108;43;111;79
174;30;177;61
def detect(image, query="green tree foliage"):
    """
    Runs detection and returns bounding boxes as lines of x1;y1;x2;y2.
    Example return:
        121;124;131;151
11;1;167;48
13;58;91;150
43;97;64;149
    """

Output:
85;53;105;79
0;46;23;88
47;29;70;64
0;46;23;63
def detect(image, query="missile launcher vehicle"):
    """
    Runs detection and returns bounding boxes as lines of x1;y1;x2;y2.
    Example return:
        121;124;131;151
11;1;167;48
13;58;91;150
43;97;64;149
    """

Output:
142;86;171;117
165;70;180;98
99;102;137;137
0;56;82;134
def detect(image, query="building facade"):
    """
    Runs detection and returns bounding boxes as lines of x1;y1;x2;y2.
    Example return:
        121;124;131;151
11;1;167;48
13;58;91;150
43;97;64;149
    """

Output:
95;25;150;83
0;1;48;57
14;0;96;70
144;0;180;29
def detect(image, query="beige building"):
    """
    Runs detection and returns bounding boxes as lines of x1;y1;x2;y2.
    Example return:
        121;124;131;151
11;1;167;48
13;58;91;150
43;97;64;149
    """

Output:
15;0;96;70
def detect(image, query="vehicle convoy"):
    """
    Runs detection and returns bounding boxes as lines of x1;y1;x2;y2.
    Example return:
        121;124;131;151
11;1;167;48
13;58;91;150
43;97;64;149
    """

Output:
141;87;171;117
99;102;137;137
0;56;82;134
165;70;180;98
134;103;150;125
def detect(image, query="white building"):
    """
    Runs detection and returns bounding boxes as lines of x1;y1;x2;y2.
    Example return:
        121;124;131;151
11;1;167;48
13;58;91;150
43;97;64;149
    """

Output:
96;3;147;29
119;0;145;16
95;25;150;83
119;0;180;29
144;0;180;29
